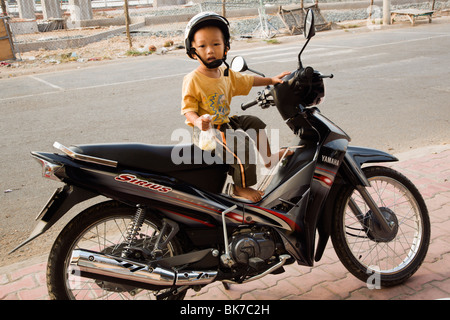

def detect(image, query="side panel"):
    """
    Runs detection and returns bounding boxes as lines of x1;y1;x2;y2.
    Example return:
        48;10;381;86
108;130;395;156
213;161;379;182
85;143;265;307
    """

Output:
259;110;350;266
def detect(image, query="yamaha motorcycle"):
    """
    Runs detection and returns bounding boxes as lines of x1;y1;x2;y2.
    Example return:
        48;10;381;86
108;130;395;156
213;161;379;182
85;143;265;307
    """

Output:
12;10;430;300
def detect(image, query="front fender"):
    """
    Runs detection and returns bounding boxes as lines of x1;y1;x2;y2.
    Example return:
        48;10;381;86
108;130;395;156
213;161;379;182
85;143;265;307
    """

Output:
346;146;398;167
9;185;98;253
314;146;398;262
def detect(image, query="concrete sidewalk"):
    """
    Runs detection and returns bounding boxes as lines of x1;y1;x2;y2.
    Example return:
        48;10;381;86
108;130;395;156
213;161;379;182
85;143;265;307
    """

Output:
1;145;449;300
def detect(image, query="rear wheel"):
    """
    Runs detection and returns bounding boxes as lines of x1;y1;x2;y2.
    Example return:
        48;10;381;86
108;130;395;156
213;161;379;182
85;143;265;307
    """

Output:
47;201;186;300
331;166;430;287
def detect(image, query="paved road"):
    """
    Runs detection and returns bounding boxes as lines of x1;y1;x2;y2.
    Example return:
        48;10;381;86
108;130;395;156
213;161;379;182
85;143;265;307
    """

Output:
0;17;449;271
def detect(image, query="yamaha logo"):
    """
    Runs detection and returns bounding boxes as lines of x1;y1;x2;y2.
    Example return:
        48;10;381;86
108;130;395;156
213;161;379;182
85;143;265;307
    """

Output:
321;155;340;166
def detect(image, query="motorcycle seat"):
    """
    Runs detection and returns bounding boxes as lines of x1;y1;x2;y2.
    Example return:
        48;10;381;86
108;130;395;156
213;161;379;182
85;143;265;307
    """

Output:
70;143;229;193
70;143;225;173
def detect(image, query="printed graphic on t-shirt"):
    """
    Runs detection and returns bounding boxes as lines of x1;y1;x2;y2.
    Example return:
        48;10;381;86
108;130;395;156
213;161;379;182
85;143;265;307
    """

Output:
205;93;229;124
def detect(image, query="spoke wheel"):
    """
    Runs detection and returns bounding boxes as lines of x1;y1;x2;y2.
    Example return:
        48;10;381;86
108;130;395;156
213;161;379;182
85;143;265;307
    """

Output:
331;166;430;287
47;201;186;300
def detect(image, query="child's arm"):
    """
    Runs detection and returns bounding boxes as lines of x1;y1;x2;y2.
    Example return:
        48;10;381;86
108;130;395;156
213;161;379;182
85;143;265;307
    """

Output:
185;111;212;131
253;71;291;87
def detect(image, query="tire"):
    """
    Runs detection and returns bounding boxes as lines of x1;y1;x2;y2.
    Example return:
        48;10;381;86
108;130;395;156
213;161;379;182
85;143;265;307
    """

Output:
47;200;186;300
331;166;430;287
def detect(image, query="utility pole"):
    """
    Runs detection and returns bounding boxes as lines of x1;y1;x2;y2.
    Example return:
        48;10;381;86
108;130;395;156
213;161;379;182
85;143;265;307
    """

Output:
124;0;132;49
1;0;7;16
383;0;391;25
222;0;226;18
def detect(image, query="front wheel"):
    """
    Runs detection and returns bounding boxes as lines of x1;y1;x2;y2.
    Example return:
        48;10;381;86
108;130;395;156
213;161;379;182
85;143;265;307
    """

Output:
331;166;430;287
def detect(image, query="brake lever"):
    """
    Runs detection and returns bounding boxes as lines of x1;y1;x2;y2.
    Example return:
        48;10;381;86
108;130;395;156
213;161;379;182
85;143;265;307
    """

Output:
260;87;274;109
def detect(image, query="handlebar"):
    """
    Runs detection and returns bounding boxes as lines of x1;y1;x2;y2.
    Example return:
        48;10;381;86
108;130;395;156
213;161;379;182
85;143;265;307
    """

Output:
240;67;333;111
241;87;273;110
297;67;334;81
241;99;259;111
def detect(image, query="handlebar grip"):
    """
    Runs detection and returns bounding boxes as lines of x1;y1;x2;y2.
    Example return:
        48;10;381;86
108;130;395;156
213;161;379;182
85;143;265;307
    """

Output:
241;99;258;110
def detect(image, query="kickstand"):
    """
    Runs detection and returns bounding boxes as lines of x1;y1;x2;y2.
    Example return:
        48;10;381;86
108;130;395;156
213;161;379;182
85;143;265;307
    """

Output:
156;285;189;300
222;282;231;290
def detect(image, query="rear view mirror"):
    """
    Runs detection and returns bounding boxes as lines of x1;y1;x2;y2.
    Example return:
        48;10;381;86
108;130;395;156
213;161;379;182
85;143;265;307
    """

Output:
298;9;316;68
230;56;266;77
230;56;247;73
304;9;316;39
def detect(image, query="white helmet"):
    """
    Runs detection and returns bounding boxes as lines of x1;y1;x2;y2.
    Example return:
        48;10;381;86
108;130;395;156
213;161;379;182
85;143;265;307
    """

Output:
184;12;230;60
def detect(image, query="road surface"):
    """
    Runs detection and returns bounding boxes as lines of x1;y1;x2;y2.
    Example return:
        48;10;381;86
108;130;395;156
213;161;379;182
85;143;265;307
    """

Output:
1;17;449;266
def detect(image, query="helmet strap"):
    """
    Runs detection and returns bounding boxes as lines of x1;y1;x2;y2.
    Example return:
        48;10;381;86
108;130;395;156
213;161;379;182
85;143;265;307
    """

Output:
192;49;229;77
223;59;230;77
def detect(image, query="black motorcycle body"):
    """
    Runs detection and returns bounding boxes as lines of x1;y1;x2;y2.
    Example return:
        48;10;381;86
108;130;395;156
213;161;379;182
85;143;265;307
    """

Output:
12;10;429;300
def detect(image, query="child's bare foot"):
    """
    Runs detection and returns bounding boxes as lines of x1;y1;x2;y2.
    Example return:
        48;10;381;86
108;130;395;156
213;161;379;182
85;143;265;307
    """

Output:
234;185;264;202
265;148;294;168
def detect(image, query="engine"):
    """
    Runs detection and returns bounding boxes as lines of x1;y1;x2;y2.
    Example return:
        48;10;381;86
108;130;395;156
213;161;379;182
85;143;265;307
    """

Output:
229;228;276;266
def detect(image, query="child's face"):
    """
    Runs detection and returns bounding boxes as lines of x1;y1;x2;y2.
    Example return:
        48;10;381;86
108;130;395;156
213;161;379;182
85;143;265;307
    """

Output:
192;26;226;67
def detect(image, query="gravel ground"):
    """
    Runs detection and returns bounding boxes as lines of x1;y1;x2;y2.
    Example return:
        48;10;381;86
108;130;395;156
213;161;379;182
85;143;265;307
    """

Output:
1;0;449;79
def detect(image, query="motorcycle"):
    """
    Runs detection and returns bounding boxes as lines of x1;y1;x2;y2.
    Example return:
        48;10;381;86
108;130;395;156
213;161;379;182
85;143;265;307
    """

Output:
11;10;430;300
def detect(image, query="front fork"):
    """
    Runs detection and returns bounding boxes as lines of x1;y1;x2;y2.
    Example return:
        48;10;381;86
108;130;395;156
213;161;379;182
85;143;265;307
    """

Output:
343;154;394;234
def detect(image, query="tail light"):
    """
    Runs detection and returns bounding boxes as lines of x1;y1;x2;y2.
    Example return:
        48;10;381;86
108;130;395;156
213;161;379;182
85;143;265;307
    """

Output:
33;157;63;181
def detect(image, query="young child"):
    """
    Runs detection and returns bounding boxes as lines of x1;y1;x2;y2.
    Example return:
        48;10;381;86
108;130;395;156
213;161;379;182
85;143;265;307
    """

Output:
181;12;291;202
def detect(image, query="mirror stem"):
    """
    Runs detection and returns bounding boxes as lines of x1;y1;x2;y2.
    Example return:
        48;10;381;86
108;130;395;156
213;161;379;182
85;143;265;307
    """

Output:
298;37;311;69
249;68;265;78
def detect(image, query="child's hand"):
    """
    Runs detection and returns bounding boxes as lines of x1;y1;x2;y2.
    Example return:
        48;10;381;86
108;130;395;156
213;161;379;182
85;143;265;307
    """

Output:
195;114;213;131
271;71;291;84
253;72;291;87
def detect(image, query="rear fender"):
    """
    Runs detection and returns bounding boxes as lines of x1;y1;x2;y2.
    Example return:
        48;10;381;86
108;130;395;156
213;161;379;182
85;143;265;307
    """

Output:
313;146;398;261
10;185;98;253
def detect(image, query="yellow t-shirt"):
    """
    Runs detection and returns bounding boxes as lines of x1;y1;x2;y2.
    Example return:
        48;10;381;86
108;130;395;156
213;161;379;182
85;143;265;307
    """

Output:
181;67;254;126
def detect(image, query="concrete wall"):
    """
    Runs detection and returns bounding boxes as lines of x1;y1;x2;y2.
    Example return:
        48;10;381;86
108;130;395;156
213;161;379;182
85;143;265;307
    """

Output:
17;0;35;19
153;0;187;8
41;0;62;20
8;19;38;35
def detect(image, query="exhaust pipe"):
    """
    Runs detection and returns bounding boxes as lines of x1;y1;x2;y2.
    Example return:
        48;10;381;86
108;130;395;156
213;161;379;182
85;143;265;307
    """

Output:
70;249;217;287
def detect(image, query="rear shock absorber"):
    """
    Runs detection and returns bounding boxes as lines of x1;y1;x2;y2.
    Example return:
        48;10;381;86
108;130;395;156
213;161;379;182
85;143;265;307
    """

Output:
122;205;146;258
